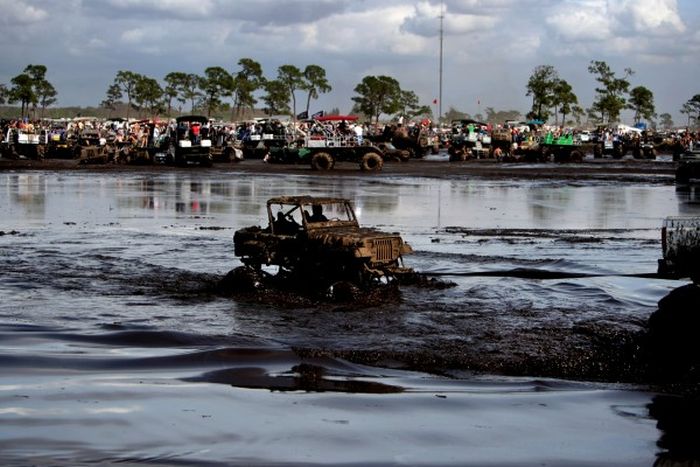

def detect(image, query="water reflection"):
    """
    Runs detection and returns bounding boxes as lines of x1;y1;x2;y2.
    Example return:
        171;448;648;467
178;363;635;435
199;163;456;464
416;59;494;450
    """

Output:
3;174;46;218
2;173;700;232
676;185;700;216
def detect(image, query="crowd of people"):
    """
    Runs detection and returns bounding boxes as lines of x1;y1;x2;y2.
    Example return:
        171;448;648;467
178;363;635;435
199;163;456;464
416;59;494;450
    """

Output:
1;115;698;163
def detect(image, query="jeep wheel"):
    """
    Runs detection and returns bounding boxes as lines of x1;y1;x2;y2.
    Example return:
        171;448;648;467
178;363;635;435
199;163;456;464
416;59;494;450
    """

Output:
329;281;361;302
218;266;262;294
593;145;602;159
222;147;233;163
360;152;383;172
311;152;334;171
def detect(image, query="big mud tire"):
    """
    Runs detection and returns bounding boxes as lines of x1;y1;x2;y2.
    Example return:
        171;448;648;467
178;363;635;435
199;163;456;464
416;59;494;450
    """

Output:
593;145;602;159
311;152;334;171
222;147;233;163
218;266;262;294
329;281;361;302
360;152;383;172
35;145;45;161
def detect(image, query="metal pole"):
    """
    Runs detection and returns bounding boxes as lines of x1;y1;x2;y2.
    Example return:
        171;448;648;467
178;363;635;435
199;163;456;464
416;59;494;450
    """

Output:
438;1;444;124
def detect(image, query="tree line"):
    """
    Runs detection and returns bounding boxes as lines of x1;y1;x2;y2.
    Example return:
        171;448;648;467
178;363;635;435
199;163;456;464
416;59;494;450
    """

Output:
0;64;57;119
523;59;700;129
2;59;700;128
100;59;434;124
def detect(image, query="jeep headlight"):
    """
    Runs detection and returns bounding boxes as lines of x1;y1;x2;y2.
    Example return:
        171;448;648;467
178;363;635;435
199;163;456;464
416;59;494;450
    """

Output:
179;140;192;148
200;139;212;147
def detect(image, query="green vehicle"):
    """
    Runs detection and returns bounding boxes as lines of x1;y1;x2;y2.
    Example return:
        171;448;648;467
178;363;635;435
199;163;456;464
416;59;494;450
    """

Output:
267;135;385;171
533;133;585;163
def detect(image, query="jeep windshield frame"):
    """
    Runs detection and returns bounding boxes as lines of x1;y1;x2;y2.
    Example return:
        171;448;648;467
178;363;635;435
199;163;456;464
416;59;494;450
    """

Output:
266;196;359;234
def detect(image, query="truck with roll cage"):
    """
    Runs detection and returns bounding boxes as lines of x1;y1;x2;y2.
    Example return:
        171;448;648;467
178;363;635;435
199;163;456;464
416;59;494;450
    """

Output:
232;196;413;287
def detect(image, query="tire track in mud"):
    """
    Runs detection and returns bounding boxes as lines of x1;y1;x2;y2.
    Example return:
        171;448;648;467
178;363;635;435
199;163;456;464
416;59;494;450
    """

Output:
0;236;666;385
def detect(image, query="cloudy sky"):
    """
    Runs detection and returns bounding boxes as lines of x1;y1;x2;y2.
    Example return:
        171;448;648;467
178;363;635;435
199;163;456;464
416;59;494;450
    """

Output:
1;0;698;124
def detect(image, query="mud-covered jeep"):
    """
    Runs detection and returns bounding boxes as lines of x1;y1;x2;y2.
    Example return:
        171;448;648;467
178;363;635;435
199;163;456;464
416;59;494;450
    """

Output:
233;196;413;286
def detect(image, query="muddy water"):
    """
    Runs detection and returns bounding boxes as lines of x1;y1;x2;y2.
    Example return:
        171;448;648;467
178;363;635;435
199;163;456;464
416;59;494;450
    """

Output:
1;170;699;465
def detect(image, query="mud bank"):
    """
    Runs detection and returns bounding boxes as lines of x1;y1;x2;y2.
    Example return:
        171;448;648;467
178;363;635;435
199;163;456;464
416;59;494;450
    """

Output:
0;156;677;182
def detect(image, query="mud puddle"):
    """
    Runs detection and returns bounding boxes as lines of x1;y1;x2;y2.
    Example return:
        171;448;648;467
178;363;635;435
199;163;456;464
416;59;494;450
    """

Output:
2;171;700;465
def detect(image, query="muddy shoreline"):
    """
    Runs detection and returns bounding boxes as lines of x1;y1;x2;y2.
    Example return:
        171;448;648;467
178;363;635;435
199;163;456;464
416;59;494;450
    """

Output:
0;156;677;182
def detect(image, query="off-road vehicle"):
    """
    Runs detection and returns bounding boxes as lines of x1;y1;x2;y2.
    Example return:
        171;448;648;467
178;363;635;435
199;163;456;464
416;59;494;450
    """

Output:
169;115;213;167
1;127;46;160
75;130;109;164
232;196;413;287
302;135;385;171
46;123;75;159
447;119;492;161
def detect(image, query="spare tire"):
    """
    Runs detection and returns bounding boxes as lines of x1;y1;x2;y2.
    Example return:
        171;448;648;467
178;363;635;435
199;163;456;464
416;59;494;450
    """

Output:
360;152;383;172
311;152;334;171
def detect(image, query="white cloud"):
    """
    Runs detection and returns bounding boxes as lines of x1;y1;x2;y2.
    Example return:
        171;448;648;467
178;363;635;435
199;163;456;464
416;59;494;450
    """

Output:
545;0;613;41
293;5;426;55
401;1;500;37
616;0;685;35
0;0;48;25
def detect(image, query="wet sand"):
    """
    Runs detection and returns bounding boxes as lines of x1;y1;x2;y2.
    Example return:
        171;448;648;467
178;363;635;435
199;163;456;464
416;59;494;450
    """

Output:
1;159;698;465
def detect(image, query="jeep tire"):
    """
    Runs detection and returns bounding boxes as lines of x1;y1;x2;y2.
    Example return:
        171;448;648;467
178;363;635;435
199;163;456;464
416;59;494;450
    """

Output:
360;152;383;172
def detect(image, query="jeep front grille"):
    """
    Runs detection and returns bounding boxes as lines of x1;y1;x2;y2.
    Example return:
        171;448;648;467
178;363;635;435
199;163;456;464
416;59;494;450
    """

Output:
374;238;395;261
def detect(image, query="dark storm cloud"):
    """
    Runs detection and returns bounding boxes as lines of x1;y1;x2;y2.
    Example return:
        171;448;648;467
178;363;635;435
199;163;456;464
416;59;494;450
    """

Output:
233;0;352;26
0;0;698;122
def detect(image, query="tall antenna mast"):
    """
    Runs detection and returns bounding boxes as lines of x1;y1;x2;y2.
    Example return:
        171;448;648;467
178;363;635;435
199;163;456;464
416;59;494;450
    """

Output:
438;0;444;123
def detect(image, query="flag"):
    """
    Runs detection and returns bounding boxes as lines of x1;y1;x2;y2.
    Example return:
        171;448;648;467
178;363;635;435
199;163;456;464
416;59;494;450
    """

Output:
296;110;309;120
311;110;325;119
